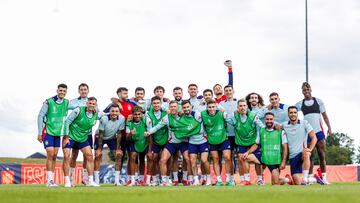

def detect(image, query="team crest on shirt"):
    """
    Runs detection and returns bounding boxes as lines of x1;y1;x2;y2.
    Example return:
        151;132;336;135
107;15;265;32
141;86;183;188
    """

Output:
187;124;193;130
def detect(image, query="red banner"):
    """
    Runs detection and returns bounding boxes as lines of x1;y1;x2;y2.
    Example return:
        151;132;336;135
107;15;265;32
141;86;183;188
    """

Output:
21;164;84;184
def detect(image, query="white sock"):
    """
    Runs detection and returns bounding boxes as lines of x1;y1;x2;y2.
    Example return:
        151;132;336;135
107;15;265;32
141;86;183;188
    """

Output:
240;175;245;182
131;175;136;183
183;171;188;180
206;175;211;183
83;169;88;181
139;175;144;181
303;170;309;180
189;175;194;182
200;175;204;181
230;175;235;182
194;175;199;182
114;171;120;184
70;167;75;181
244;173;250;181
173;172;178;181
322;173;327;182
88;175;94;184
135;172;139;180
225;174;230;182
146;175;151;184
153;175;158;183
161;176;168;183
94;171;100;184
64;176;71;184
47;171;53;183
309;174;314;178
257;175;262;181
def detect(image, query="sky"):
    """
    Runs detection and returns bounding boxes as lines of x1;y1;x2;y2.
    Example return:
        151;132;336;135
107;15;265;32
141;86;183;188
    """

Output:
0;0;359;158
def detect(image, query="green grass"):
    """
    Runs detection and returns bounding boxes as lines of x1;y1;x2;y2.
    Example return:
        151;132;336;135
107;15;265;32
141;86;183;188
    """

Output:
1;183;360;203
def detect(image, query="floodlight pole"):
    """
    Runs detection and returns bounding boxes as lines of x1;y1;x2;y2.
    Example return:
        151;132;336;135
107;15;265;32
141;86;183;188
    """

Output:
305;0;309;82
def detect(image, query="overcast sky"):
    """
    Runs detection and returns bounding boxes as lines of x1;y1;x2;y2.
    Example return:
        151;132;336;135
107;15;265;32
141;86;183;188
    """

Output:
0;0;359;158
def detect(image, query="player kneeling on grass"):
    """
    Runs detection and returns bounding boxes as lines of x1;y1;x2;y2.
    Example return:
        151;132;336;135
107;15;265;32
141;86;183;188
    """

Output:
93;104;125;186
126;106;152;186
243;112;289;185
282;106;323;185
202;99;233;186
62;97;99;187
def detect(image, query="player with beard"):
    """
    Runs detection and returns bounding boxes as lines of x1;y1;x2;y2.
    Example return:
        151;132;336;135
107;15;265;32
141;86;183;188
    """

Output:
282;106;322;185
213;60;234;104
244;112;289;185
146;101;192;186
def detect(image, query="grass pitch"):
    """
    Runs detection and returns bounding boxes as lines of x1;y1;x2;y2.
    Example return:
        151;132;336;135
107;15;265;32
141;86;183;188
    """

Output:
1;182;359;203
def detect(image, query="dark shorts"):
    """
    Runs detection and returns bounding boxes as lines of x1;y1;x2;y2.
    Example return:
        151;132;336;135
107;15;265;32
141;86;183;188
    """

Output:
267;165;280;173
94;136;117;151
43;134;61;149
227;136;236;151
120;136;127;151
64;139;90;149
73;134;93;150
188;143;209;154
152;143;165;154
165;142;188;155
209;139;231;152
236;145;262;163
290;152;303;175
307;131;326;142
127;142;148;154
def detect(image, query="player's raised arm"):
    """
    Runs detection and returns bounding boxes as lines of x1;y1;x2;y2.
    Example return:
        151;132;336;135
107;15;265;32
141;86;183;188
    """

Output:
224;60;233;86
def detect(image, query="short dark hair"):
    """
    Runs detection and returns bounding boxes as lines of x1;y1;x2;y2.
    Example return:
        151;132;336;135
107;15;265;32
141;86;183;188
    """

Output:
264;112;275;117
154;86;165;94
58;83;67;89
173;86;182;92
288;106;298;113
224;85;233;90
206;99;216;106
302;82;311;89
203;89;213;95
116;87;128;94
132;106;143;113
151;96;162;103
269;92;279;98
88;96;97;102
188;84;198;89
135;87;145;94
78;83;89;90
181;100;191;106
110;103;120;109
